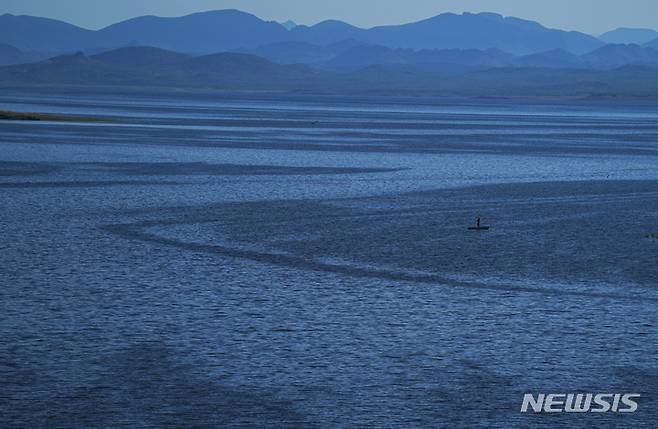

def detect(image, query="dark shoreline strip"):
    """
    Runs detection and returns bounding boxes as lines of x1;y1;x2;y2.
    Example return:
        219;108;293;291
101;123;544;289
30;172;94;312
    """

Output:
0;109;112;123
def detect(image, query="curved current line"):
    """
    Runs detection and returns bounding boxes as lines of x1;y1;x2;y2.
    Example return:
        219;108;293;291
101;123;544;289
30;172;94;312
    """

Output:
102;221;658;304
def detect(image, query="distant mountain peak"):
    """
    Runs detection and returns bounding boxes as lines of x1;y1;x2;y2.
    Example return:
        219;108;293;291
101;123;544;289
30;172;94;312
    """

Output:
468;12;504;19
186;9;255;17
582;43;658;69
313;19;359;28
600;27;658;45
45;51;95;65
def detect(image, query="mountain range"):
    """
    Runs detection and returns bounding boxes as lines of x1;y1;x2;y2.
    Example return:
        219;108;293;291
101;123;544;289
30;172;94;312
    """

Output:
1;9;657;97
238;41;658;72
2;9;657;64
0;9;613;57
1;46;657;98
0;47;327;90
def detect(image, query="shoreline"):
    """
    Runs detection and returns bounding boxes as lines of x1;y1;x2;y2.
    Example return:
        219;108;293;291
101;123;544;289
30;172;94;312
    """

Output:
2;84;658;104
0;109;112;123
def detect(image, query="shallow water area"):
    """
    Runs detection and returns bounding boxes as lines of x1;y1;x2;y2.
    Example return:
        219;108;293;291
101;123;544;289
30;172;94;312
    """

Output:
1;89;657;428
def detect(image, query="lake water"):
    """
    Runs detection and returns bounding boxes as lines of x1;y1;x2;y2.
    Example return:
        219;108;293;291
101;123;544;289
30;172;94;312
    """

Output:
1;88;657;428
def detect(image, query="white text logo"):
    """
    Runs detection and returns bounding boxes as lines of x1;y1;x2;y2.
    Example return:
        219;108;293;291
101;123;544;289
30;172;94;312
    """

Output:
521;393;640;413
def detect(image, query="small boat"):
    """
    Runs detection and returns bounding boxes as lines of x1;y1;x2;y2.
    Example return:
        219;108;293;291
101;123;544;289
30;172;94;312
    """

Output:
468;226;490;231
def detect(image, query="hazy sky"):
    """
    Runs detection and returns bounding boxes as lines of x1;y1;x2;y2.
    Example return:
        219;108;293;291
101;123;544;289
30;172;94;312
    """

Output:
2;0;657;35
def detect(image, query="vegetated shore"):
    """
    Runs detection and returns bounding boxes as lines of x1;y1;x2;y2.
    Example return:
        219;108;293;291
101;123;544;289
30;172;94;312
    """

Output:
0;109;111;122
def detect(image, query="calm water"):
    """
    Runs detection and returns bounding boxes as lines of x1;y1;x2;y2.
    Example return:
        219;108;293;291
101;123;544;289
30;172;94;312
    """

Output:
1;89;657;428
